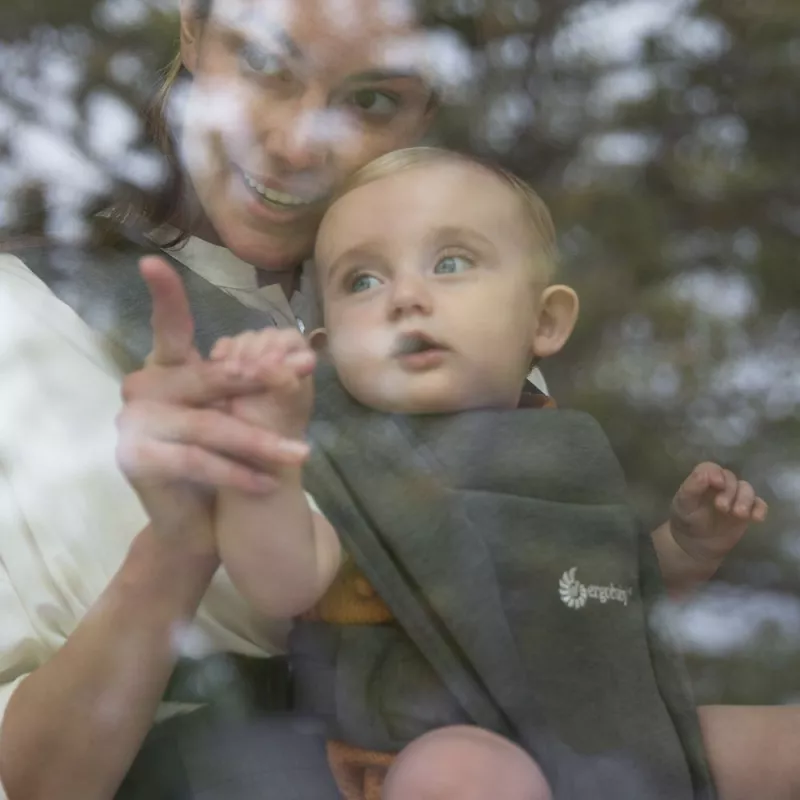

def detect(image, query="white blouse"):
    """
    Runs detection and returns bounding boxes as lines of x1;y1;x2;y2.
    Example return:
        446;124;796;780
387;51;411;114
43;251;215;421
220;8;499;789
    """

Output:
168;235;321;332
0;248;300;751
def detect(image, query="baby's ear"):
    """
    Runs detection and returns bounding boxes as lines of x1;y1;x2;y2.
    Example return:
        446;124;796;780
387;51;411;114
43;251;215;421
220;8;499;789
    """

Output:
531;285;579;360
308;328;329;352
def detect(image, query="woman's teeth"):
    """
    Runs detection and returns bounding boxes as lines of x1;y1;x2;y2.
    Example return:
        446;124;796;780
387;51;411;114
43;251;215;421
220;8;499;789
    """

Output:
242;171;310;208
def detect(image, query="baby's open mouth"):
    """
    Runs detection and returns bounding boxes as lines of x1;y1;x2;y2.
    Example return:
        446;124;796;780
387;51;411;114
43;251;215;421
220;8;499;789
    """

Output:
394;333;448;357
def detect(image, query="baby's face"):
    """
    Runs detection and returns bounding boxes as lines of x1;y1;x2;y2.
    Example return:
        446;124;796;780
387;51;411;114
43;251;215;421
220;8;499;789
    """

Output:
314;161;548;414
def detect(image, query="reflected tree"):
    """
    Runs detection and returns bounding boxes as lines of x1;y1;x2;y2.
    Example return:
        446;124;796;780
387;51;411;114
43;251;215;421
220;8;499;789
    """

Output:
1;0;799;704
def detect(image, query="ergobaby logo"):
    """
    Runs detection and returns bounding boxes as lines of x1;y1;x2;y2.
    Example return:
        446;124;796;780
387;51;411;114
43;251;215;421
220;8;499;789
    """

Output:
558;567;632;610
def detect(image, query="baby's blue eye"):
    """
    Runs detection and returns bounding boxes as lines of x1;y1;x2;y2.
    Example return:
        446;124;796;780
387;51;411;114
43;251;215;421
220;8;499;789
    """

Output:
434;255;472;275
350;274;381;293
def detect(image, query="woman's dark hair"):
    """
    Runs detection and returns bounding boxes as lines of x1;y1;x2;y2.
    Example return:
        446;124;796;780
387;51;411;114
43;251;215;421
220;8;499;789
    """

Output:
108;0;212;248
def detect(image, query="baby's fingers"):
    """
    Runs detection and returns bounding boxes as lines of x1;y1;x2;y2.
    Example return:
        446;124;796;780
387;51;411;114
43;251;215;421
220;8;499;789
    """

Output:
250;328;314;377
249;345;315;391
714;469;739;513
720;479;768;523
228;331;263;377
752;497;769;523
683;462;724;497
229;329;313;381
211;337;234;361
705;464;728;492
284;346;316;377
729;480;756;518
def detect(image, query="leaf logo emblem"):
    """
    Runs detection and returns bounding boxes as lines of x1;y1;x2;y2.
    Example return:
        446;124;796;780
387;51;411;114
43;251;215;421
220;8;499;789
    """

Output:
559;567;587;609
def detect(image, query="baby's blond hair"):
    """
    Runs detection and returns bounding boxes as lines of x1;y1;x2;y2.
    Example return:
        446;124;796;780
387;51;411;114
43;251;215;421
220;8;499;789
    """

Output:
332;147;559;281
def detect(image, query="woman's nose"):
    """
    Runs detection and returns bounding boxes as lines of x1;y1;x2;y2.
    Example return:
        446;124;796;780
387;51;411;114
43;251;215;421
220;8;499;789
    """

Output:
260;89;335;173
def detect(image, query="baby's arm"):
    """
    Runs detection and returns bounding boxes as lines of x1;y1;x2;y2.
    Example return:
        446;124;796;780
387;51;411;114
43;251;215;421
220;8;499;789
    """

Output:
211;329;342;619
216;466;341;619
651;462;768;598
698;704;800;800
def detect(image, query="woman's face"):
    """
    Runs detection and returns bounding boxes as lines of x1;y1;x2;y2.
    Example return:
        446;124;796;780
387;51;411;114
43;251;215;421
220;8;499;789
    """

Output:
179;0;437;271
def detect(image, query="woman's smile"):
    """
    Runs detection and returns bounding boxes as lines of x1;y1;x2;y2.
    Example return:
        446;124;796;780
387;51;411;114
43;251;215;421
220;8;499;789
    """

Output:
231;166;327;225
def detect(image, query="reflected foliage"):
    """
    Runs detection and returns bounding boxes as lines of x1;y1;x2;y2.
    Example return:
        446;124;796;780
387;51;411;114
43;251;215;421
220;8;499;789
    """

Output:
1;0;799;704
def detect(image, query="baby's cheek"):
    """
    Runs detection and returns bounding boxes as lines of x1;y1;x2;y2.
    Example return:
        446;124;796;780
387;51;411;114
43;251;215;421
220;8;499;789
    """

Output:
330;325;389;366
331;352;368;398
331;350;387;410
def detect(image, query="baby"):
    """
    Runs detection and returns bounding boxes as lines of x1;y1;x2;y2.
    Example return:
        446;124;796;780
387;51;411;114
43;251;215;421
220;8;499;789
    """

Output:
207;148;766;800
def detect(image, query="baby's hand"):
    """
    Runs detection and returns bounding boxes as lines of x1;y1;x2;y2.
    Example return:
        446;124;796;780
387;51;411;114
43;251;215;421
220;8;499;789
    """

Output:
670;462;768;566
211;328;315;444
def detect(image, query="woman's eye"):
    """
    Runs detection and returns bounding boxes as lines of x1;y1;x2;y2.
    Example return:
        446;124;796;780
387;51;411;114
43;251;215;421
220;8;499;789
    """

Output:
348;89;400;118
239;43;289;80
434;256;473;275
350;274;382;293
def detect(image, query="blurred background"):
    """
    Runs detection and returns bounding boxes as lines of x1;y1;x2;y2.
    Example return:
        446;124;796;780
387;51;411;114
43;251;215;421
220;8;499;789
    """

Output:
1;0;798;705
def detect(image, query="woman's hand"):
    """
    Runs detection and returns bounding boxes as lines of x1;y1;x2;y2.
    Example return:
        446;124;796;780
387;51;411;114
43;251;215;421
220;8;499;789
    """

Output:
115;257;309;548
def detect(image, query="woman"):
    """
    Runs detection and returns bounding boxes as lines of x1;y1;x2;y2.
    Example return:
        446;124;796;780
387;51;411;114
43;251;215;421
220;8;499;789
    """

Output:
0;2;474;797
5;3;764;798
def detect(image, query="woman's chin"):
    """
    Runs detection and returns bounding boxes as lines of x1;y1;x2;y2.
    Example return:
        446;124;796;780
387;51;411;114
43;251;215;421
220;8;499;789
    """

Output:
197;174;320;270
220;224;314;272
